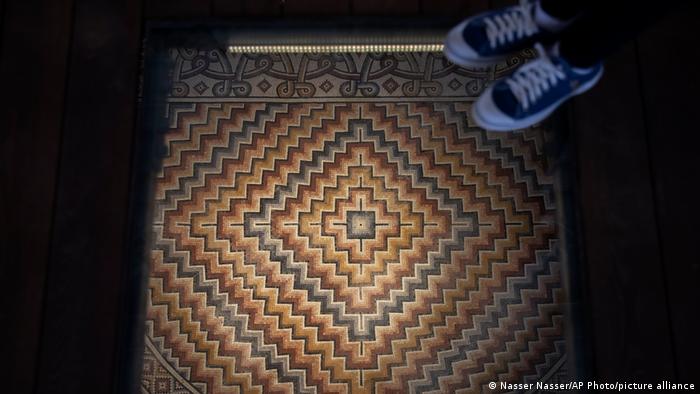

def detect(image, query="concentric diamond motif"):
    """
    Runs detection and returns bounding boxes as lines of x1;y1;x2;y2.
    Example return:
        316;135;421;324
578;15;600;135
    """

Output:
194;81;209;94
382;77;399;93
146;101;562;393
448;78;463;91
266;134;451;305
257;78;272;92
319;79;335;92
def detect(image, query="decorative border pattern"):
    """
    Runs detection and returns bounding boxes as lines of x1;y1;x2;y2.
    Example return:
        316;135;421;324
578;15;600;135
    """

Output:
169;49;535;100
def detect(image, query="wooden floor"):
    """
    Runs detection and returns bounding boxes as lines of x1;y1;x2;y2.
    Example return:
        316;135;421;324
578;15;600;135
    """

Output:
1;0;698;392
569;6;700;381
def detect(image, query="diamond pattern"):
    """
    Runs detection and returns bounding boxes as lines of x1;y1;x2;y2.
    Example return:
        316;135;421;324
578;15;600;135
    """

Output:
145;74;565;393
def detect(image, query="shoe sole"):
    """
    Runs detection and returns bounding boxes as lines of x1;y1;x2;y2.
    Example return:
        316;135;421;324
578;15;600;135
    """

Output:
471;67;604;132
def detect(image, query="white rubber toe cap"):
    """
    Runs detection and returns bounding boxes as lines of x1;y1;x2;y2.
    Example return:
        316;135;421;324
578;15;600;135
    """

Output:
444;20;481;67
444;18;509;68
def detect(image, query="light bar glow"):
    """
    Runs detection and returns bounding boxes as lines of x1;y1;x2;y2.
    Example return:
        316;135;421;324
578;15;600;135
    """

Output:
227;43;445;53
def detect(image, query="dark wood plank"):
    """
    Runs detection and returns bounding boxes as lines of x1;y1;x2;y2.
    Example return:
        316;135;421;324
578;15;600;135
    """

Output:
145;0;210;18
285;0;350;15
636;2;700;381
242;0;282;16
212;0;243;17
489;0;515;10
420;0;458;16
33;0;143;392
421;0;489;17
570;44;676;381
352;0;419;15
0;0;5;36
0;0;74;392
547;109;596;381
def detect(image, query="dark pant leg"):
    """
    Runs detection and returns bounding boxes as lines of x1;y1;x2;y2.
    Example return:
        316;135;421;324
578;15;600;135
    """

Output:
554;1;681;68
539;0;585;21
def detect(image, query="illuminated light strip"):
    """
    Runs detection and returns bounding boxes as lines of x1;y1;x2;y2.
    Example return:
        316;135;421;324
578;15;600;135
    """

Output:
227;43;445;53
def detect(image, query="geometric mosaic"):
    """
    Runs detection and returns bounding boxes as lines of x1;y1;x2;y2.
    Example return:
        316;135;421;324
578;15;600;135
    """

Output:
142;50;566;393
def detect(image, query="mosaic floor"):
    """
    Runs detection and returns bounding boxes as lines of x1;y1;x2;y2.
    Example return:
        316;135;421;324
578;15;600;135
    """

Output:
141;49;568;393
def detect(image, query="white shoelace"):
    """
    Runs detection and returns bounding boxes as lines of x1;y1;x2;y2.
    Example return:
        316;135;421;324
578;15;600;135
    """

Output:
505;43;566;111
484;0;539;49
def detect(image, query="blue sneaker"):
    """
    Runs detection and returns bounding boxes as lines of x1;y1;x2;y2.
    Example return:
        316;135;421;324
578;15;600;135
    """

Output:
445;0;548;67
471;44;603;131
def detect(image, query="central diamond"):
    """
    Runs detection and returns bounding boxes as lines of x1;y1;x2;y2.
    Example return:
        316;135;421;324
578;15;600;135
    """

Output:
268;142;443;313
320;187;402;265
346;211;376;239
262;120;466;315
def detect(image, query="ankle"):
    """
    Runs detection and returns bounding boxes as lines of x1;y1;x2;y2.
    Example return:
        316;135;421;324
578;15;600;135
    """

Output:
551;42;600;72
534;0;576;32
